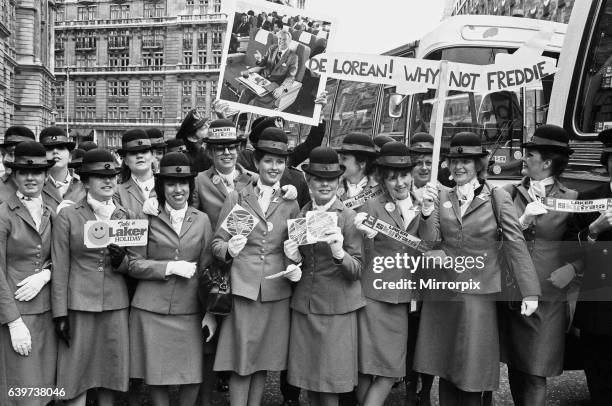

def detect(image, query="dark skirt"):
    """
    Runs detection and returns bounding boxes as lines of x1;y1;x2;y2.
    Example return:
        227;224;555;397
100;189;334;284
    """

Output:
500;300;566;377
56;309;129;399
129;308;203;385
414;292;500;392
358;299;408;378
0;312;57;406
214;295;290;375
288;310;358;393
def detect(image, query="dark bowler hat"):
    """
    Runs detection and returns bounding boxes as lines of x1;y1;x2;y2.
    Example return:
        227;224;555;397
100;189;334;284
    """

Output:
68;148;85;169
335;133;377;157
79;140;98;151
446;132;488;158
522;124;574;155
154;152;196;179
599;128;612;152
118;129;152;155
166;138;186;153
176;109;208;142
376;142;415;169
409;132;434;153
76;149;121;176
254;127;290;156
249;116;284;144
373;135;395;152
203;119;240;145
1;126;35;148
145;128;166;149
39;127;76;150
302;146;345;178
4;141;55;171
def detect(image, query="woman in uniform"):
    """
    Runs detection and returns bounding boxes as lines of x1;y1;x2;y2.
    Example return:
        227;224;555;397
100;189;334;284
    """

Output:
416;132;541;405
336;134;378;209
128;152;214;406
212;128;301;406
146;128;166;174
0;141;56;406
502;125;578;405
51;149;131;406
287;146;364;406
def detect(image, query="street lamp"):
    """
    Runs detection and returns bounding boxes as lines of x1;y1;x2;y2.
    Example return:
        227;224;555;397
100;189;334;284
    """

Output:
65;66;71;136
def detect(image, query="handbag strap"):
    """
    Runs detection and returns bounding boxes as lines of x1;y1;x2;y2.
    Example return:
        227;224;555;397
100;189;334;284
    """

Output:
488;182;504;244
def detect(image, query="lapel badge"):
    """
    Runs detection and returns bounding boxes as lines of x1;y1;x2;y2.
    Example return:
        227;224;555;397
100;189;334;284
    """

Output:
337;187;345;197
385;202;396;213
212;175;221;185
443;201;453;209
267;221;274;232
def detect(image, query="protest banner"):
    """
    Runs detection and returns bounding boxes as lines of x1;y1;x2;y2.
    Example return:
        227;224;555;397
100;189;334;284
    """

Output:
84;219;149;249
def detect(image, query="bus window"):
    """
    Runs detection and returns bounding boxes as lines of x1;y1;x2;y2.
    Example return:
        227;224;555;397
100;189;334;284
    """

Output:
379;86;407;141
328;81;380;147
575;0;612;134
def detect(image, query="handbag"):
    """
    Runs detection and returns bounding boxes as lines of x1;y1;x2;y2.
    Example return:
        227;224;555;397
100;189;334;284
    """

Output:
198;258;233;316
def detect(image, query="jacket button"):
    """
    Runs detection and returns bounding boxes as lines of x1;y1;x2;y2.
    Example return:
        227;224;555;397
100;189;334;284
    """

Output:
36;253;40;258
263;232;267;236
262;240;266;244
260;255;264;260
260;248;265;253
36;244;41;249
602;274;607;280
97;267;104;272
603;249;608;255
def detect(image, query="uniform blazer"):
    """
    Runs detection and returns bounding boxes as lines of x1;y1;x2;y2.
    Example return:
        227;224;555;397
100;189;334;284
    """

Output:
51;199;131;318
0;174;17;204
192;164;257;229
257;44;299;86
291;198;365;315
0;194;53;324
42;173;86;213
567;183;612;335
128;206;213;315
211;182;300;302
114;177;155;217
418;181;541;297
504;177;578;301
361;192;420;304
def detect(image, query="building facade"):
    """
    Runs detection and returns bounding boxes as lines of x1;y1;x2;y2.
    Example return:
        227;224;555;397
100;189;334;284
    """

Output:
1;0;56;137
54;0;226;149
452;0;575;23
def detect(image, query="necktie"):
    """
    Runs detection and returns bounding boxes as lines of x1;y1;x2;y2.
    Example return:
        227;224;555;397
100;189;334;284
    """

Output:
528;177;554;202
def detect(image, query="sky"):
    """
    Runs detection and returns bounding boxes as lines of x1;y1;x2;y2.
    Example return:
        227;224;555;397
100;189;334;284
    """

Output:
304;0;447;54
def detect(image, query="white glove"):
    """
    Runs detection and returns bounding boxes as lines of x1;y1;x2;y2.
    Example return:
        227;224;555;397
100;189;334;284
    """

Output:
283;263;302;282
283;239;302;262
521;297;539;316
143;197;160;216
324;227;345;260
8;318;31;356
548;263;576;289
228;235;248;258
165;261;197;278
56;200;75;214
14;269;51;302
354;212;377;239
202;312;217;343
281;185;298;201
421;182;438;217
519;201;548;228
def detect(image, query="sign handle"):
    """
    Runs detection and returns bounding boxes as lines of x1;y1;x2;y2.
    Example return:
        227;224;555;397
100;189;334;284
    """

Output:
430;60;449;184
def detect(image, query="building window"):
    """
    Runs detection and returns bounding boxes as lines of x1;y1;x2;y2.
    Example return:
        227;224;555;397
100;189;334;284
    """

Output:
141;80;152;96
212;49;222;66
183;28;193;49
109;80;129;96
210;80;217;99
56;81;65;97
55;54;64;68
56;105;65;120
141;106;152;120
182;80;192;96
183;51;193;65
108;106;118;119
77;81;96;96
108;31;130;49
153;80;164;96
153;106;163;120
76;32;97;50
212;0;221;13
88;81;96;96
86;107;96;119
76;53;96;67
119;106;129;119
76;81;86;96
144;1;165;18
110;4;130;20
55;6;65;22
212;30;222;46
109;52;130;67
197;50;206;65
186;0;194;13
197;31;207;49
75;106;86;120
196;80;206;96
77;5;97;21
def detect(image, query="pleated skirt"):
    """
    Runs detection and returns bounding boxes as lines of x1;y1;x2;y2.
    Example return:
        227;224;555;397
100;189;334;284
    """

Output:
129;308;203;385
0;312;57;406
214;295;290;375
358;299;408;378
56;309;129;399
288;310;358;393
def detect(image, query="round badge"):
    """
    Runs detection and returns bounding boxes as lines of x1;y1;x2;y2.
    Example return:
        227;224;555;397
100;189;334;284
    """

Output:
86;221;110;246
513;151;523;160
492;165;502;175
267;222;274;232
443;201;453;209
212;175;221;185
440;161;448;168
385;202;396;212
336;187;345;197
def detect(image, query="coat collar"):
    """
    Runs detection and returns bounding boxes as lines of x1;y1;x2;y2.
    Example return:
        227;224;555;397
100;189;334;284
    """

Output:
447;180;492;221
7;193;51;234
74;197;128;221
156;205;198;237
516;176;568;202
122;177;145;205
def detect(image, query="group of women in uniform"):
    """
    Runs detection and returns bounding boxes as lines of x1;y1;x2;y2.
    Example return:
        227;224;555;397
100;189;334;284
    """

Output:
0;116;609;406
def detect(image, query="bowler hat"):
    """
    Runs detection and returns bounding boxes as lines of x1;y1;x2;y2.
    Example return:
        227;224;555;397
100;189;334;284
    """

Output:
376;142;415;169
68;148;85;169
166;138;186;153
176;109;208;142
249;116;284;144
4;141;55;171
373;135;395;152
76;149;120;176
335;133;377;157
203;119;240;145
79;141;98;151
39;127;76;150
445;132;488;158
522;125;574;155
154;152;196;179
254;127;290;156
1;126;35;148
118;129;152;155
409;132;434;154
146;128;166;149
301;146;345;178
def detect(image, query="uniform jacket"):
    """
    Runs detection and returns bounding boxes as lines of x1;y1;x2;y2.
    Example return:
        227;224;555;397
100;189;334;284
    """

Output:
361;192;420;304
192;164;257;228
418;181;541;297
51;199;131;317
42;172;86;213
212;182;300;302
114;177;155;217
0;194;53;324
504;178;578;301
257;44;299;86
291;198;365;315
567;183;612;335
0;174;17;204
128;206;213;315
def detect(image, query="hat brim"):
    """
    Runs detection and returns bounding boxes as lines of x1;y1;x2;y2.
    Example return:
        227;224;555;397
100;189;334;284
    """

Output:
521;142;574;155
117;145;153;155
154;172;197;179
445;151;489;159
301;163;345;178
68;161;82;169
334;148;378;157
254;146;291;156
151;143;167;149
43;141;76;151
375;161;416;169
0;141;22;148
76;167;121;176
5;160;56;171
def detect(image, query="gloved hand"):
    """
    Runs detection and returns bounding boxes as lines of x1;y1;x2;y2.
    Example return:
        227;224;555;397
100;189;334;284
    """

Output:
548;263;576;289
108;244;127;269
354;212;377;239
228;235;248;258
314;91;328;106
521;296;539;316
519;201;548;228
165;261;197;279
142;197;160;216
202;312;217;343
56;199;75;214
53;316;71;347
14;269;51;302
283;263;302;282
281;185;298;201
8;318;31;356
421;182;438;216
324;227;345;260
283;239;302;262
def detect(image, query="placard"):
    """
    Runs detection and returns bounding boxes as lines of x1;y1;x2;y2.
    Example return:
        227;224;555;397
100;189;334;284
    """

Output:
220;204;259;236
288;217;311;245
305;211;338;242
84;219;149;248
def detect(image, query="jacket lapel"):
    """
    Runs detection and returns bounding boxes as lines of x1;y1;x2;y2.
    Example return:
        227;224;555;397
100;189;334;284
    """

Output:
379;195;404;229
125;179;145;205
179;207;197;237
157;207;175;232
516;180;533;203
39;206;52;235
42;181;62;204
242;186;267;222
9;195;38;232
208;169;229;197
264;188;284;219
447;189;463;223
462;184;491;218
